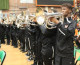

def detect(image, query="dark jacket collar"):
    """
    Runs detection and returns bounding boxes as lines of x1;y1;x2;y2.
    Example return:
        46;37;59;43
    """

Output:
64;17;72;23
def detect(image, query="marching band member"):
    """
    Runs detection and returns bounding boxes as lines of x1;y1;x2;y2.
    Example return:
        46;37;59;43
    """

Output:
11;18;18;48
0;19;6;44
50;3;76;65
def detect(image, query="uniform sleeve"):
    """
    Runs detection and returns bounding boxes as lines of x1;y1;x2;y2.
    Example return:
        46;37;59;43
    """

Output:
39;24;57;36
39;24;48;34
57;21;76;37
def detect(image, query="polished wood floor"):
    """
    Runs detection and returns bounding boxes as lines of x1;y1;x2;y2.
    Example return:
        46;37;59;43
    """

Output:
0;41;80;65
0;44;33;65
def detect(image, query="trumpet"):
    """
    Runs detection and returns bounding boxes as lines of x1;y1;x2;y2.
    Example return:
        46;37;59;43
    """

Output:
28;14;39;25
36;12;63;29
45;12;63;29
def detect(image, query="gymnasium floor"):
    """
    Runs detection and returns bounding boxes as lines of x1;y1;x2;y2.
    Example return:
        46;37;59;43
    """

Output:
75;52;80;65
0;40;80;65
0;44;33;65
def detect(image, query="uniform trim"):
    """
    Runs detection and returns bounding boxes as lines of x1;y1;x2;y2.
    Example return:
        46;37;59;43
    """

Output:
58;28;66;36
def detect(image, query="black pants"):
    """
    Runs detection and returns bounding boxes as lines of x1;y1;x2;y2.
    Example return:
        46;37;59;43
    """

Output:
11;34;17;47
42;55;52;65
42;50;53;65
26;38;30;51
6;33;10;44
20;39;25;51
19;29;25;51
34;53;43;65
41;46;53;65
6;27;10;45
33;42;43;65
19;35;25;51
1;35;5;43
55;55;74;65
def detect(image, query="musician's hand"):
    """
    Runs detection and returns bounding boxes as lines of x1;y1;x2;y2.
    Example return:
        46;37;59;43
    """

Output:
33;17;37;22
50;17;59;24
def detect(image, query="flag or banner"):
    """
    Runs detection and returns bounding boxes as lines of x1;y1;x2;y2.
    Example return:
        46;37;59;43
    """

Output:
20;0;33;3
0;0;9;10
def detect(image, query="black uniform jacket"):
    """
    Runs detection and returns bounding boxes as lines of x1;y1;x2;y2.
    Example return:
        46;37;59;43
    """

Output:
56;17;76;57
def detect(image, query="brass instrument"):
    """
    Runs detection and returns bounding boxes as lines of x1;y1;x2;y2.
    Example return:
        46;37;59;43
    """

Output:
16;14;25;28
36;7;63;29
45;12;63;29
27;14;38;26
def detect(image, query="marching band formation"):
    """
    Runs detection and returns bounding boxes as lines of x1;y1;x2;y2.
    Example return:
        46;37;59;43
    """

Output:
0;3;77;65
0;8;57;65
